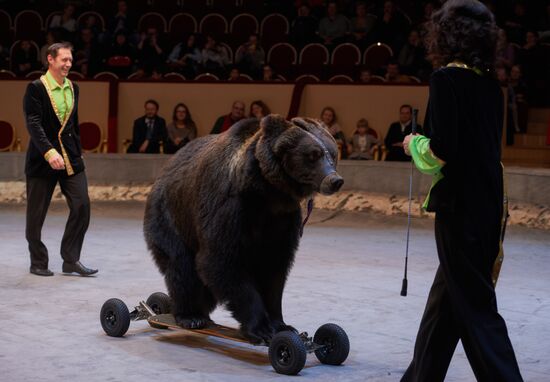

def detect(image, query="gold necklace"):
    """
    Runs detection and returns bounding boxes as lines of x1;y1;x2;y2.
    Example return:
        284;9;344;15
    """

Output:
446;61;483;76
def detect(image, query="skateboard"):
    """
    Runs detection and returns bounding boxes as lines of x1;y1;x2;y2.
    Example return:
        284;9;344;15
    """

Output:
100;292;350;375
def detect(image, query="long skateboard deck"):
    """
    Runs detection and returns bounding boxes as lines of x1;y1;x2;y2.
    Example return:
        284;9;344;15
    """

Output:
147;314;252;344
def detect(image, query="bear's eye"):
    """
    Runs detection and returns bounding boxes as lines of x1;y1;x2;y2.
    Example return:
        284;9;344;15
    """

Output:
307;150;322;162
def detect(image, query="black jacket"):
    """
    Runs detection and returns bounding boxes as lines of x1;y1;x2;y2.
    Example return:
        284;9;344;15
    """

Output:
424;67;504;219
23;79;84;177
127;115;167;154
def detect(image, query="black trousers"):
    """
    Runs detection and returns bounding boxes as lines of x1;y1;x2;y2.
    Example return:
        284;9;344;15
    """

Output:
26;171;90;269
402;212;523;382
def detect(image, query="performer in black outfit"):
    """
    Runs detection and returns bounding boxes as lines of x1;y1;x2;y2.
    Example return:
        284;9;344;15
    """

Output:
23;42;98;277
401;1;523;381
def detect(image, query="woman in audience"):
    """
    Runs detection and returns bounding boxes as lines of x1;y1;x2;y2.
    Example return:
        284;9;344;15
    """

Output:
347;118;380;160
201;35;230;78
165;103;197;154
249;100;271;119
320;106;348;159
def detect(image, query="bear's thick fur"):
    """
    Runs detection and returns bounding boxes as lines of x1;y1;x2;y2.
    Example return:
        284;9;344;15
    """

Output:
144;115;343;343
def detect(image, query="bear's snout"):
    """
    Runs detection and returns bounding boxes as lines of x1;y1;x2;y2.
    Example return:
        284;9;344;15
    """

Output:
320;173;344;195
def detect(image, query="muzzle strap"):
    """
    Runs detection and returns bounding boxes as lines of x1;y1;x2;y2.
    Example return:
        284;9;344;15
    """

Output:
300;198;314;237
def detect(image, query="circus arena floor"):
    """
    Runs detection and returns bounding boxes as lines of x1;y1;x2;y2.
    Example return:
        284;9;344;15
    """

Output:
1;202;549;381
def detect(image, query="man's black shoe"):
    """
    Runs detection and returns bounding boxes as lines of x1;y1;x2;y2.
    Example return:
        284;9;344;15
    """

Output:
30;267;54;276
62;261;98;276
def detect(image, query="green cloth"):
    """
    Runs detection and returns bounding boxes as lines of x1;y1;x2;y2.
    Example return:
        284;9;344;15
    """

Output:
45;70;73;122
409;135;444;209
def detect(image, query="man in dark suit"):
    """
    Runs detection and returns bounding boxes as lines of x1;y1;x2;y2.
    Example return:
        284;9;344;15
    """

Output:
384;104;423;161
127;99;167;153
23;42;98;277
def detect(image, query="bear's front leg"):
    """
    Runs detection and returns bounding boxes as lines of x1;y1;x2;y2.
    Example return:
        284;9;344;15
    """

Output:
259;269;298;334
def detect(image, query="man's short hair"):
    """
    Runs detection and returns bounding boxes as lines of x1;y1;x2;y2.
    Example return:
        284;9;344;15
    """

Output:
400;104;412;113
47;42;73;59
145;99;159;110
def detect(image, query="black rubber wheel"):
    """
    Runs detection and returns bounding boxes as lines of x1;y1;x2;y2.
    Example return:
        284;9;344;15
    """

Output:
100;298;131;337
146;292;172;315
313;323;350;365
268;331;307;375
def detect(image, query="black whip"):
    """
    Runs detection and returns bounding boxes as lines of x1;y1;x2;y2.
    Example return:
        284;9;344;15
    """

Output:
401;108;418;297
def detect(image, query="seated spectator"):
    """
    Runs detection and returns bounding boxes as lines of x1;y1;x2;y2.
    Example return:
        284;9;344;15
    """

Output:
384;104;423;161
496;67;518;145
373;0;408;52
73;27;101;76
235;34;265;79
510;64;529;133
228;66;241;81
0;44;9;70
105;30;135;78
321;106;348;158
520;30;546;104
538;3;550;41
347;118;380;160
385;61;411;83
318;1;351;45
291;4;319;48
496;29;516;69
165;103;197;154
167;34;202;79
137;27;166;76
250;100;271;119
504;2;527;44
127;99;167;153
81;13;104;43
11;40;39;77
350;1;376;48
201;35;230;78
262;64;280;82
40;31;58;69
49;3;77;40
107;0;136;42
358;67;372;83
397;30;429;78
210;101;246;134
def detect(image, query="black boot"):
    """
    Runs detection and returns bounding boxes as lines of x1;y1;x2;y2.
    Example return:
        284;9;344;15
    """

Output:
62;261;98;276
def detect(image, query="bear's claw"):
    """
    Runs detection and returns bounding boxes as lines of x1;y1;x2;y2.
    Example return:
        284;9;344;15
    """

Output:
175;315;212;329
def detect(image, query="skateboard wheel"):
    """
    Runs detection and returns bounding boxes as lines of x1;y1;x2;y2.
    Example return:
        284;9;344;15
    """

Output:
146;292;172;315
313;323;350;365
268;331;307;375
100;298;131;337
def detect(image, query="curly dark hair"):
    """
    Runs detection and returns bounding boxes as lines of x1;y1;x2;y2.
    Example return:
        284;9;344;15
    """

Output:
425;0;498;73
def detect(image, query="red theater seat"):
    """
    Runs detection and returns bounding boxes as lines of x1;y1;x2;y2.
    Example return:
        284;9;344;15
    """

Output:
199;13;228;41
79;122;106;153
260;13;289;49
331;43;361;76
363;42;393;72
230;13;258;48
328;74;354;83
0;121;21;152
0;10;13;45
267;43;296;79
298;43;329;78
194;72;219;81
76;11;106;32
138;12;167;33
14;11;43;42
169;13;198;43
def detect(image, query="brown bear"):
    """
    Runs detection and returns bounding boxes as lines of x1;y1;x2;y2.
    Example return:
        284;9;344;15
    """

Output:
144;115;343;344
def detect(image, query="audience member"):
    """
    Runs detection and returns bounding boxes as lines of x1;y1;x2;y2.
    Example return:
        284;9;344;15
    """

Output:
358;67;373;83
250;100;271;119
347;118;380;160
496;28;516;69
73;28;101;76
201;35;230;78
127;99;167;153
373;0;408;52
40;31;58;70
210;101;246;134
81;13;104;42
504;2;528;44
320;106;348;158
291;4;319;48
165;103;197;154
235;34;265;79
384;104;422;161
318;1;351;45
385;61;411;83
510;64;529;133
105;30;135;78
228;66;241;81
167;34;202;78
137;27;166;76
262;64;280;81
397;29;429;78
496;66;518;145
520;30;546;104
11;40;39;76
107;0;136;41
350;1;376;47
49;3;77;40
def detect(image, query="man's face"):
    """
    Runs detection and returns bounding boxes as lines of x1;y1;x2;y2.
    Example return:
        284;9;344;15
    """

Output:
118;1;127;13
145;103;158;118
328;3;337;17
360;70;371;82
231;102;245;119
81;29;93;43
47;48;72;78
510;66;521;80
387;64;399;78
400;107;412;124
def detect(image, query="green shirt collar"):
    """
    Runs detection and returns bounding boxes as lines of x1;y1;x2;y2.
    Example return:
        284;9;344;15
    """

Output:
45;70;70;90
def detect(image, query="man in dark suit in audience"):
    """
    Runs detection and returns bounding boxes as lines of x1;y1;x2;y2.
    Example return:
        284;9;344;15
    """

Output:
385;104;423;161
128;99;167;153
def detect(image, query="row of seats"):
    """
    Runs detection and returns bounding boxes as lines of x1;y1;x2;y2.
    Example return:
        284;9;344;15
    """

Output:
0;9;290;48
5;39;396;80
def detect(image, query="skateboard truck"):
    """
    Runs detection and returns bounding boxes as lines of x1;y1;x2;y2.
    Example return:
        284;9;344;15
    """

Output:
129;301;156;321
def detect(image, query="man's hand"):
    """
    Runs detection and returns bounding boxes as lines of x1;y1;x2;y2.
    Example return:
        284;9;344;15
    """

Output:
48;152;65;170
403;134;417;156
139;140;149;153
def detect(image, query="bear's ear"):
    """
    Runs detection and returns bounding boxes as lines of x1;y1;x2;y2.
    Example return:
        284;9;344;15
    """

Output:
291;117;327;133
261;114;292;136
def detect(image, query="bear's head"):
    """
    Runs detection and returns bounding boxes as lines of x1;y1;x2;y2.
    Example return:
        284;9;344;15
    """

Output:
256;114;344;199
